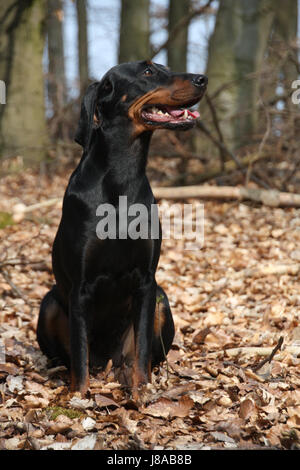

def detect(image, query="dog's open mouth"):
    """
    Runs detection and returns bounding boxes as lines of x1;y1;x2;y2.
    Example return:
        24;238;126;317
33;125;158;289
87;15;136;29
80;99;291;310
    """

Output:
141;105;200;125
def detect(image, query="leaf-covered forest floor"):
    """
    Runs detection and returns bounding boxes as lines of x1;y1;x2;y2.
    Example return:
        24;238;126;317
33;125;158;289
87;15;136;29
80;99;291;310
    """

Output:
0;158;299;450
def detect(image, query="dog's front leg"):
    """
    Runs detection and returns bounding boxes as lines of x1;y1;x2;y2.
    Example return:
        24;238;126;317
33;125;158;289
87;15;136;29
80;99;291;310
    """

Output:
69;289;90;395
132;278;157;400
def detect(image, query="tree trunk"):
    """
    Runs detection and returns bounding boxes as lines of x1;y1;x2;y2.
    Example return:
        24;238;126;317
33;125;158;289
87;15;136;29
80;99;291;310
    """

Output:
0;0;49;165
167;0;190;72
118;0;150;63
272;0;298;87
76;0;89;93
194;0;274;158
233;0;274;148
265;0;299;135
47;0;66;115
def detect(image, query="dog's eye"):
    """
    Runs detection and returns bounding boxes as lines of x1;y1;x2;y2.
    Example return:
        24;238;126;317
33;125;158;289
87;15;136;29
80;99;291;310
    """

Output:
143;67;153;77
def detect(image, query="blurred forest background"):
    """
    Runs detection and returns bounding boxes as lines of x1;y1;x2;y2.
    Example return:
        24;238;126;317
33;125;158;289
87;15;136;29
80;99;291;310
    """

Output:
0;0;299;193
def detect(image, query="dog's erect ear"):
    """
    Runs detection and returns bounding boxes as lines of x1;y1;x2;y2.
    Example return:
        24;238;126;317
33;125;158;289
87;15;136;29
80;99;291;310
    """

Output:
74;81;100;149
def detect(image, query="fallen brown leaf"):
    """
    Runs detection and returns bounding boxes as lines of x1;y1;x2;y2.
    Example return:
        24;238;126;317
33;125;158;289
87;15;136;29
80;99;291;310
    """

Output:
239;398;256;420
141;395;194;419
94;393;120;409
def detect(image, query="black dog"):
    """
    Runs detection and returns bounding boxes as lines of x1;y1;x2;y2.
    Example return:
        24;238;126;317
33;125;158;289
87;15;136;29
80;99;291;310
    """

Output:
37;61;207;398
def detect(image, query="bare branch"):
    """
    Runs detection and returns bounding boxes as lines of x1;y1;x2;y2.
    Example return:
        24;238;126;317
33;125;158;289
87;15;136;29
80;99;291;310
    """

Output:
150;0;214;59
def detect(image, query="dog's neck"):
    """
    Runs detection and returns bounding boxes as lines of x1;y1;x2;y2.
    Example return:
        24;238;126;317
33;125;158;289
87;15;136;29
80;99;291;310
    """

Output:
103;127;152;175
84;127;153;191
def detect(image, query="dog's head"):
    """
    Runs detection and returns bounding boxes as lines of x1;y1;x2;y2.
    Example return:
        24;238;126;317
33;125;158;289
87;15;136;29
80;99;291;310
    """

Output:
75;61;207;149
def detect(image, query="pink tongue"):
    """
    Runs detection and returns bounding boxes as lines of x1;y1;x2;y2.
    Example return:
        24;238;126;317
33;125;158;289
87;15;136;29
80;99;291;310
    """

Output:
165;107;200;119
166;107;184;117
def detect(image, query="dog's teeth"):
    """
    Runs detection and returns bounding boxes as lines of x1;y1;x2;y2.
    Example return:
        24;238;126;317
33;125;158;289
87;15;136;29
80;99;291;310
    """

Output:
183;109;188;119
157;110;164;115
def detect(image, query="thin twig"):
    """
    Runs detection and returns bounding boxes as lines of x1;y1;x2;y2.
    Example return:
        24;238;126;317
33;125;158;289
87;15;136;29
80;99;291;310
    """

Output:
196;120;271;189
0;268;26;299
200;278;228;307
150;0;213;59
246;95;272;186
0;258;45;268
281;156;300;191
167;133;197;161
204;94;227;170
252;336;284;372
0;268;34;313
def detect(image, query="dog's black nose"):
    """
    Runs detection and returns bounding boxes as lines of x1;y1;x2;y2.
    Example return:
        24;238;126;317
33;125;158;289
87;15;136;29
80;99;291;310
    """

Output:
192;74;208;88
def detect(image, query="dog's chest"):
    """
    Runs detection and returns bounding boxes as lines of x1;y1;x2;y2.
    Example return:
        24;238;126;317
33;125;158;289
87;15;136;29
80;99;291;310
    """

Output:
83;236;155;279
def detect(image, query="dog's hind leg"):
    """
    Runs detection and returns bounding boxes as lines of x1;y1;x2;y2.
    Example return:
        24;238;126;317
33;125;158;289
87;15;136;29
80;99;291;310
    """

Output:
151;285;175;368
37;285;70;368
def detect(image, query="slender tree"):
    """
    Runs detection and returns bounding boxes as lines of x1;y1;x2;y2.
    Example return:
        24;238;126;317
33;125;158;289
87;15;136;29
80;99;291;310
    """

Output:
270;0;298;92
167;0;190;72
118;0;150;63
207;0;275;151
76;0;89;93
266;0;299;138
47;0;66;114
0;0;49;164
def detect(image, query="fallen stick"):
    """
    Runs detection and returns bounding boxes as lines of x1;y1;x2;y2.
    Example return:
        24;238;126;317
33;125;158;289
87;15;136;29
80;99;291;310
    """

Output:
12;198;62;221
14;197;62;214
153;185;300;207
207;345;300;359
